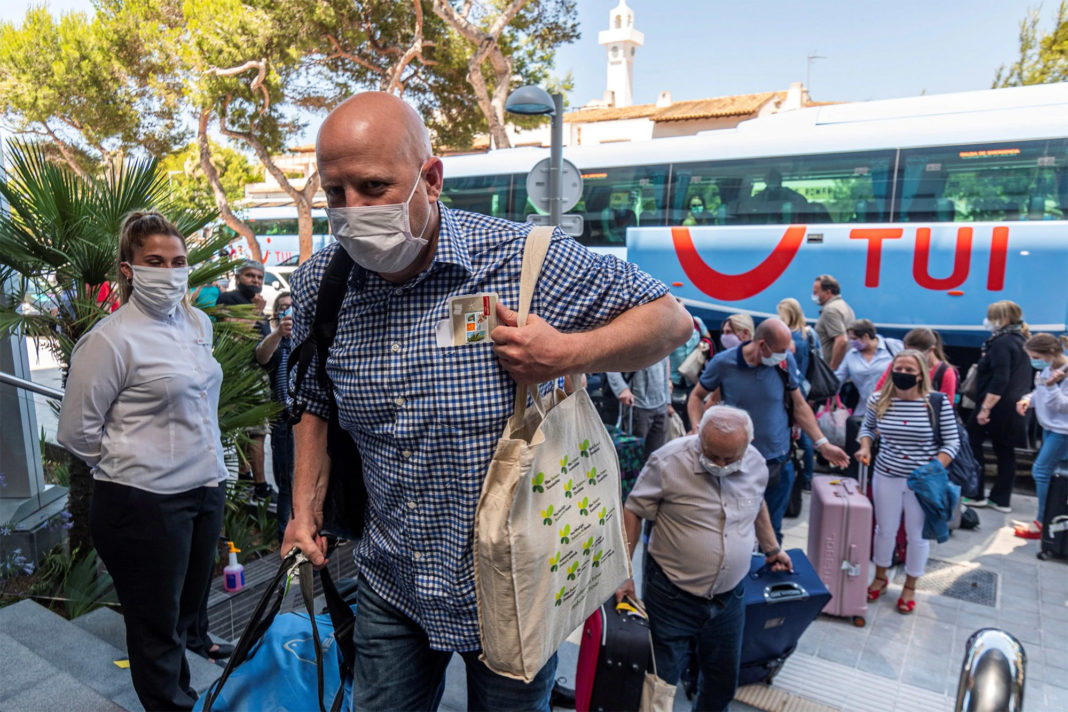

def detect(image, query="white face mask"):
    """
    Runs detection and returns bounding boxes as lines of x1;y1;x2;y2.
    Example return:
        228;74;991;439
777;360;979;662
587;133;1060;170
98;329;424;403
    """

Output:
129;265;189;318
327;171;430;274
699;454;743;477
810;293;822;305
758;342;788;366
982;317;997;332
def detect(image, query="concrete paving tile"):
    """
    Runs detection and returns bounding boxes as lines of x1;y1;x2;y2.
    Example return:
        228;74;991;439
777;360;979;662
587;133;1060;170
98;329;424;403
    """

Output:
900;660;949;696
1041;646;1068;673
857;637;908;680
868;613;914;645
956;610;1001;637
1039;600;1068;622
1042;681;1068;708
910;620;956;653
915;597;959;625
815;638;862;667
1039;586;1068;605
1026;659;1046;683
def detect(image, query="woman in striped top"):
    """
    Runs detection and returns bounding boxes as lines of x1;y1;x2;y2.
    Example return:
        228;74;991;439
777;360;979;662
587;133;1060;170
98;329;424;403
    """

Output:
856;350;960;613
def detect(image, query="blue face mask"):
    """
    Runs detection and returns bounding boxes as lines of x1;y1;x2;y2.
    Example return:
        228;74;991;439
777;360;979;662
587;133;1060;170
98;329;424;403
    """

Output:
1031;358;1049;370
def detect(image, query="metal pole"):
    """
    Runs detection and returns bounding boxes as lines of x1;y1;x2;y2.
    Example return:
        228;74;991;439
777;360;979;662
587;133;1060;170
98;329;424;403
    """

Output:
0;370;64;401
549;93;563;226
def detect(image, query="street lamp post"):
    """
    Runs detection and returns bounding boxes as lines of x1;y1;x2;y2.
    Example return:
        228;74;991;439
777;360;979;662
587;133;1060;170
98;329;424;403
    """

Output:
505;86;564;225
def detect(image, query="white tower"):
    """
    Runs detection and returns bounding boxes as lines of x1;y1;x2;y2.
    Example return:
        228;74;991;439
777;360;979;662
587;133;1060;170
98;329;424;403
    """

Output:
598;0;644;108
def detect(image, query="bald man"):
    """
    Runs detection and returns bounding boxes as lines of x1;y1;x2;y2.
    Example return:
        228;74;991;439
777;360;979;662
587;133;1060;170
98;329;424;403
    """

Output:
687;318;849;540
283;92;693;710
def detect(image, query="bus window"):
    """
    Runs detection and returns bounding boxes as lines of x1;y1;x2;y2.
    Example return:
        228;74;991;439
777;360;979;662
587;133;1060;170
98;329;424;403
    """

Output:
512;165;669;247
898;139;1068;222
670;151;895;226
240;217;330;235
440;174;511;219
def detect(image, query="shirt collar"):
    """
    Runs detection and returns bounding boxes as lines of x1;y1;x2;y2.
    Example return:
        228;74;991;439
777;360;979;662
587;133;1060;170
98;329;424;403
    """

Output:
430;203;473;275
735;341;758;370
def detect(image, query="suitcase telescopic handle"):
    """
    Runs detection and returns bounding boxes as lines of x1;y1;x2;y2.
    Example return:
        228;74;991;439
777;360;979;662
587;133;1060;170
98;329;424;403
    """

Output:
763;582;809;603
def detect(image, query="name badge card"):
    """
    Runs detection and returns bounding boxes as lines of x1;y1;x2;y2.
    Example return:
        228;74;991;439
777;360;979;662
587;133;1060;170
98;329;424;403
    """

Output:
448;293;498;346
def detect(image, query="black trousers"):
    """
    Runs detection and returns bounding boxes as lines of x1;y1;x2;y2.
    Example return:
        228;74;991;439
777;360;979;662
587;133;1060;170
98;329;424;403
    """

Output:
91;480;225;711
966;415;1017;507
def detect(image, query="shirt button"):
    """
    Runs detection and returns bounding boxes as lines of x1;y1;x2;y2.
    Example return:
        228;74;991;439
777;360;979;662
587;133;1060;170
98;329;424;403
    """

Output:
407;501;417;510
395;397;405;407
391;342;401;353
402;449;412;458
413;552;422;560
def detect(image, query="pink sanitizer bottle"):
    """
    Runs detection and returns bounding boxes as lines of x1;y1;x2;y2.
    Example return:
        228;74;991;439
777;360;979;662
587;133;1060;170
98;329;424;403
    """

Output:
223;542;245;593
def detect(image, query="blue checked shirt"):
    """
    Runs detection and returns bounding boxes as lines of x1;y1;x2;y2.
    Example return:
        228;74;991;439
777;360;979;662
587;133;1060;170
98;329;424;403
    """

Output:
288;205;668;651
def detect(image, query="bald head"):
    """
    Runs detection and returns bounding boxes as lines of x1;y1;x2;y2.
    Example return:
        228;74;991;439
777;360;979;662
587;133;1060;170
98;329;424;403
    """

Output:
754;317;793;352
318;92;432;168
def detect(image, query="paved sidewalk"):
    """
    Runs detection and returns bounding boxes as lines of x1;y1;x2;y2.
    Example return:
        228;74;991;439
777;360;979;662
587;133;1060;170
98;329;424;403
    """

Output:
766;487;1068;712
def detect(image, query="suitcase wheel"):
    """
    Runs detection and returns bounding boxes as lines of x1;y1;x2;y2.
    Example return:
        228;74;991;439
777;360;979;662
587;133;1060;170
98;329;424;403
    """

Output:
852;616;866;627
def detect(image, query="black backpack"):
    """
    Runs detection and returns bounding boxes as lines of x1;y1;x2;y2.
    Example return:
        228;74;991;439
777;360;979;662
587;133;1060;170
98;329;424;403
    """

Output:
287;248;367;540
925;391;982;500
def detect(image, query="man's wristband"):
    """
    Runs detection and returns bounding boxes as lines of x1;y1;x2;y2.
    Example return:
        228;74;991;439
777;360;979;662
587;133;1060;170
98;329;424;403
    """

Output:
764;546;782;558
813;436;829;449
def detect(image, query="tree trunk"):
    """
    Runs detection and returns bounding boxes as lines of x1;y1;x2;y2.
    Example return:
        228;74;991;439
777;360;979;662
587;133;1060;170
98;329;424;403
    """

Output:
197;110;262;263
66;455;94;562
295;172;320;263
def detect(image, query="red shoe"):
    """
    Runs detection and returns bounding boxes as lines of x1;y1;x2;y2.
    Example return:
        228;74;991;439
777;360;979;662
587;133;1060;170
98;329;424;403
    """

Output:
867;576;888;602
1013;521;1043;539
897;585;916;614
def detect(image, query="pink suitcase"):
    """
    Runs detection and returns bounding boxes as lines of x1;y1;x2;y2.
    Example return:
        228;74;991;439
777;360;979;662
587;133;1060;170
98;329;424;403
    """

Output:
807;467;872;626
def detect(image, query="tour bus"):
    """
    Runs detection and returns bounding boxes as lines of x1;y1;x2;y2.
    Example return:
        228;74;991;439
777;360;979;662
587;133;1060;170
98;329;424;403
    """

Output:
225;206;332;267
439;83;1068;358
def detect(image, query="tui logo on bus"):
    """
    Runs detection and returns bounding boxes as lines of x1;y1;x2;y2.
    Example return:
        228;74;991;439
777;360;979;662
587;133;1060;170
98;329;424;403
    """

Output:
670;225;1009;301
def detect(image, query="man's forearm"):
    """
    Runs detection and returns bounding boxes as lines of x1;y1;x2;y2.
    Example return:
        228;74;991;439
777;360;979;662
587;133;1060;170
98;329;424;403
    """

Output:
291;413;331;524
830;334;848;370
754;502;778;554
623;508;643;561
255;328;283;365
573;295;692;373
794;396;825;443
687;387;707;433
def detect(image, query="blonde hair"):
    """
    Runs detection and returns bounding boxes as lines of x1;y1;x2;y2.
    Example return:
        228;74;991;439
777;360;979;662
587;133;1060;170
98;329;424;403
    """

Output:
724;313;755;340
117;211;196;323
987;300;1030;338
873;349;932;419
776;298;807;337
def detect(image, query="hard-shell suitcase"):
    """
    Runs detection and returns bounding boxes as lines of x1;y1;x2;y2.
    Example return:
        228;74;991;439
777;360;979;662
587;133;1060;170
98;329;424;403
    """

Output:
808;468;872;626
739;549;831;685
1039;469;1068;561
575;598;651;712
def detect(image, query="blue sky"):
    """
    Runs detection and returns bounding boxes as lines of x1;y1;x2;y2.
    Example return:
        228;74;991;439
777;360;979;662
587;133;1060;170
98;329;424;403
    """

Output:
3;1;1052;112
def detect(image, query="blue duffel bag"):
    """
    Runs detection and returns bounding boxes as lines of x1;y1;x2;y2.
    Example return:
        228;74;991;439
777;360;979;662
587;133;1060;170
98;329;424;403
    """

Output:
196;548;355;712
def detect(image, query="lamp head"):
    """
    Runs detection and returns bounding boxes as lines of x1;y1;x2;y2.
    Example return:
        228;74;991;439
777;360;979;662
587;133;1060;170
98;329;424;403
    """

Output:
505;85;556;116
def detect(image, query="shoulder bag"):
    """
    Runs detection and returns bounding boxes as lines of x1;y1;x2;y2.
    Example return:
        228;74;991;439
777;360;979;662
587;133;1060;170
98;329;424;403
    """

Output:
473;226;632;682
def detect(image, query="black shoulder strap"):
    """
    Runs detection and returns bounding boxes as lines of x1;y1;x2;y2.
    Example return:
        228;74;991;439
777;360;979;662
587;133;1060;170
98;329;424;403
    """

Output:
288;249;356;418
926;391;945;446
931;361;949;391
773;363;795;424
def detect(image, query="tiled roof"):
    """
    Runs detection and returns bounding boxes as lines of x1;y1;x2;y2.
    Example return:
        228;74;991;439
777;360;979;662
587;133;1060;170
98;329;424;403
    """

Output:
564;91;785;124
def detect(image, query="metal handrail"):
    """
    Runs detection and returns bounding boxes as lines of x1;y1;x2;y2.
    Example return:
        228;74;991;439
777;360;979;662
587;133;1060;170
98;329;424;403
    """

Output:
0;370;64;401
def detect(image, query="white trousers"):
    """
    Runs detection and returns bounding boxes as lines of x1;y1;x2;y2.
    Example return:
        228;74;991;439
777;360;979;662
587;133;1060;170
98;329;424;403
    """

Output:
872;473;930;578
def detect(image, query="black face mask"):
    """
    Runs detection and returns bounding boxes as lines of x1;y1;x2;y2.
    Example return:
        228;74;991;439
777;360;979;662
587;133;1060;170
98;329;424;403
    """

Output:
237;282;262;299
891;371;919;391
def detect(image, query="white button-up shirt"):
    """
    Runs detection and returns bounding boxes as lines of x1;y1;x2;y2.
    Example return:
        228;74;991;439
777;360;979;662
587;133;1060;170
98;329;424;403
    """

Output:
58;297;227;494
834;336;901;417
625;436;769;597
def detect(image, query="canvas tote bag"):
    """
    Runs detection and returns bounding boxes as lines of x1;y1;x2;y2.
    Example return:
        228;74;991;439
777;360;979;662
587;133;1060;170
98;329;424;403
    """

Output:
474;226;632;682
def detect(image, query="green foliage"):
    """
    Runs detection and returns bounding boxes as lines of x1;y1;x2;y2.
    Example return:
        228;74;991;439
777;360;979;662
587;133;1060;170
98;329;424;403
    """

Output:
223;480;278;562
995;1;1068;87
160;142;263;216
0;7;185;171
26;546;118;619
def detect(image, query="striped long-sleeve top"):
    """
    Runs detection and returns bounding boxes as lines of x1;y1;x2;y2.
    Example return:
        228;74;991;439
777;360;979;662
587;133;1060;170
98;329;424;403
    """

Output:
859;393;960;478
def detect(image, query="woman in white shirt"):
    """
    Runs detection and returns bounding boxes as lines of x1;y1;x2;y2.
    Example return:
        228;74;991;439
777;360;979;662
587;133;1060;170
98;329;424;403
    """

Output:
58;212;228;711
1015;333;1068;540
